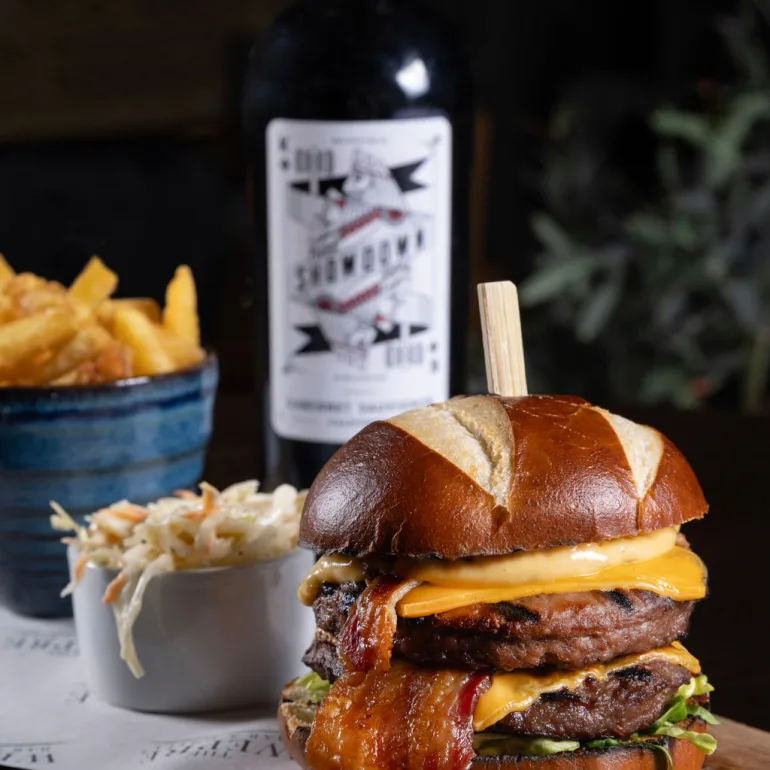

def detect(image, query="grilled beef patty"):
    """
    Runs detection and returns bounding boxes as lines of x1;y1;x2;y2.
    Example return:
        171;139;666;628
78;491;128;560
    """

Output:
490;658;694;739
302;639;696;740
306;581;695;673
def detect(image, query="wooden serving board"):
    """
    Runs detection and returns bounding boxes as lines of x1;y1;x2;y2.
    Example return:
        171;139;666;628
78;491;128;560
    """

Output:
707;717;770;769
208;715;769;769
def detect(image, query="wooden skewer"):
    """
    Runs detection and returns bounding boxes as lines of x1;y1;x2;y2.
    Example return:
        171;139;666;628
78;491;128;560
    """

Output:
477;281;528;397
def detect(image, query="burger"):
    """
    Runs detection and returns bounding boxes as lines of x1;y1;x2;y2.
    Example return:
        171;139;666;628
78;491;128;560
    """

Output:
279;395;717;769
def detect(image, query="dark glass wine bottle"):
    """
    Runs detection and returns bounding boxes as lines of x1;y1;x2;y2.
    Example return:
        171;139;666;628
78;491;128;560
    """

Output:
243;0;472;489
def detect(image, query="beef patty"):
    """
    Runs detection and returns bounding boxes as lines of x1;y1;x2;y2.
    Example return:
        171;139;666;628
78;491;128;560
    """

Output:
489;658;696;739
296;649;697;740
307;581;695;673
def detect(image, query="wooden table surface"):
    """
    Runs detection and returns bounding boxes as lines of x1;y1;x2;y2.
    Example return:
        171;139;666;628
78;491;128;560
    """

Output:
708;718;770;768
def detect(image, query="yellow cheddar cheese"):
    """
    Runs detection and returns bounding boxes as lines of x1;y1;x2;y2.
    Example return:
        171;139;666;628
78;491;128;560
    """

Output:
401;528;678;588
397;547;706;617
473;642;701;731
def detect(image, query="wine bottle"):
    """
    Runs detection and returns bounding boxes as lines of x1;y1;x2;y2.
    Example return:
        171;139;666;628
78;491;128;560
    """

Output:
243;0;472;489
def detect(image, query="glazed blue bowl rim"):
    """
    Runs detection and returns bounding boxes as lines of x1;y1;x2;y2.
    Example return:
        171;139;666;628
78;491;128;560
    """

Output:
0;350;218;399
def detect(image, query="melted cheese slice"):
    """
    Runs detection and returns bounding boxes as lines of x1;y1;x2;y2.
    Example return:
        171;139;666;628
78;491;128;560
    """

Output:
297;553;365;606
473;642;701;732
397;547;706;617
401;527;678;588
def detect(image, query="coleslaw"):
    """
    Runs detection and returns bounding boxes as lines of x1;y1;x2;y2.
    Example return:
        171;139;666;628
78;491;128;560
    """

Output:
51;480;307;677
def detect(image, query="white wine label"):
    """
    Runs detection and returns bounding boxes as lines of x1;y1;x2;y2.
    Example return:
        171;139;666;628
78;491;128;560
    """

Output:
266;116;452;443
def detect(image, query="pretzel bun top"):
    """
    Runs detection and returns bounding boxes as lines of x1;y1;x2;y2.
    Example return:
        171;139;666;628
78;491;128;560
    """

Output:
299;395;708;559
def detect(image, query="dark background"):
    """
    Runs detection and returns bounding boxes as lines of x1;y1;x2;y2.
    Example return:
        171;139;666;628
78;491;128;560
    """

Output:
0;0;767;732
0;0;738;393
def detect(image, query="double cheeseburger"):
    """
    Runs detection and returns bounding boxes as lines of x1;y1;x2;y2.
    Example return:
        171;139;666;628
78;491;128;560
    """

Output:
280;395;716;769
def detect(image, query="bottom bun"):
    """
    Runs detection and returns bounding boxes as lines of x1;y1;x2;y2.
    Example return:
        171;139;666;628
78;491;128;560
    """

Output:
277;706;708;770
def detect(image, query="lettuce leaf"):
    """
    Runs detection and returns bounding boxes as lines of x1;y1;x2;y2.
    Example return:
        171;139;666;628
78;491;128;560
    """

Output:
474;734;580;757
650;724;718;755
475;676;717;768
295;671;331;704
586;675;718;770
585;737;673;769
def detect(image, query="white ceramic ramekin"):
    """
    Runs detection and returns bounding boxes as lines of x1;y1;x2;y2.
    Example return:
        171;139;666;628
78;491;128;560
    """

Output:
68;545;316;713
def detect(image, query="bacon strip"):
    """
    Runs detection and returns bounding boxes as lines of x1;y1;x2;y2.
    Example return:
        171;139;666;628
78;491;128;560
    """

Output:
339;576;420;673
306;661;490;770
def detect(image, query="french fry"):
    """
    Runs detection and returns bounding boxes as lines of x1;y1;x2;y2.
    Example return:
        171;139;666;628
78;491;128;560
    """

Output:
0;254;14;286
0;257;203;385
49;369;82;386
155;326;205;369
113;307;174;376
97;298;162;330
93;341;133;382
32;325;112;385
68;256;118;309
163;265;199;346
4;273;49;300
16;286;68;316
0;309;78;373
0;295;15;324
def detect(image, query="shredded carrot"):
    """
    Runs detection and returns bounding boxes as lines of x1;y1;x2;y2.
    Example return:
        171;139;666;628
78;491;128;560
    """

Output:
74;553;88;582
103;571;127;604
201;484;218;515
94;504;147;523
174;489;198;500
182;509;208;520
112;504;148;522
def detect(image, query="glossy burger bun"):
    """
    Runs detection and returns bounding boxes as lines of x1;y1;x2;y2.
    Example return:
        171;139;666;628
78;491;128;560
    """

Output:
278;707;708;770
300;394;708;558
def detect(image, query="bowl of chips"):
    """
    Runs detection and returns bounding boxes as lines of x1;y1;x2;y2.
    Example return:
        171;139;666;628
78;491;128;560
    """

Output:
0;256;218;618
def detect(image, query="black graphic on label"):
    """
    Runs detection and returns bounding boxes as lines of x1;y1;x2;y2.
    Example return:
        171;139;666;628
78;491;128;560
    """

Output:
287;150;433;369
268;117;452;443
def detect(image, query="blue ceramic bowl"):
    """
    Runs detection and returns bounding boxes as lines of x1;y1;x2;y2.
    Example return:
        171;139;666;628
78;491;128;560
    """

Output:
0;354;218;618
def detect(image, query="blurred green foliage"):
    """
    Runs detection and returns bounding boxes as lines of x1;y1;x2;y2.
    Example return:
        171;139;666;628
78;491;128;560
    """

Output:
521;2;770;411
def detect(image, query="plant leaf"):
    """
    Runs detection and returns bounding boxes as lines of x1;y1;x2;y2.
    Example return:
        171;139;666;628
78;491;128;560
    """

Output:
531;213;577;259
708;92;770;186
624;213;671;246
519;259;596;305
576;274;623;342
722;279;763;330
651;109;712;148
719;11;769;86
638;366;693;405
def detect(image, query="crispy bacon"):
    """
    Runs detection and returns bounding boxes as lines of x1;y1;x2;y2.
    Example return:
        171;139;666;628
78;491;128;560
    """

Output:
306;661;490;770
339;576;420;673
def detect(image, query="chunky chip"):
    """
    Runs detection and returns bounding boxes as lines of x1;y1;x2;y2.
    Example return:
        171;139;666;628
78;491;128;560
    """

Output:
0;256;205;386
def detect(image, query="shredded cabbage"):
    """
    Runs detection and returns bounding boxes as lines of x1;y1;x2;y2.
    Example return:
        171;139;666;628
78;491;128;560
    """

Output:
51;480;306;677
